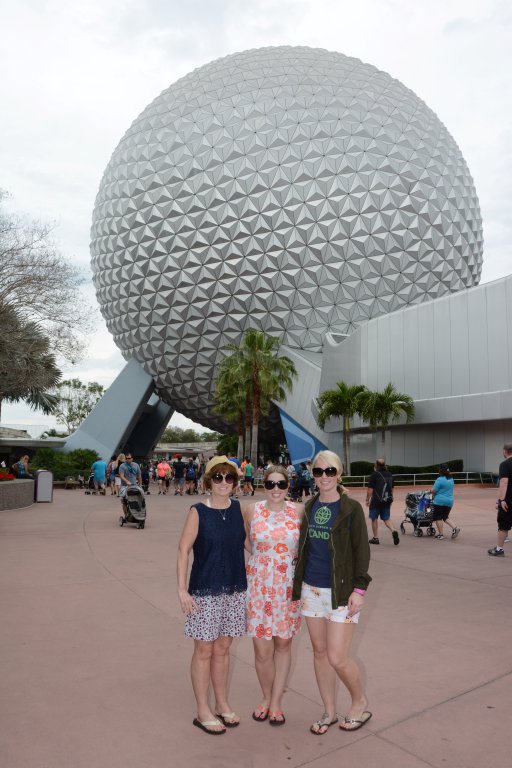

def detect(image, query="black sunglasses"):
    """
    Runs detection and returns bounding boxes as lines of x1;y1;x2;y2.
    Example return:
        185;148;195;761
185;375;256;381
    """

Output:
312;466;338;477
211;472;236;484
264;479;289;490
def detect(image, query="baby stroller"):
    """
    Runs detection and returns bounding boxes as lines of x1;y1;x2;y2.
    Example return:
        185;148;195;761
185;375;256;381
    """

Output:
84;473;106;495
400;491;436;537
119;486;147;529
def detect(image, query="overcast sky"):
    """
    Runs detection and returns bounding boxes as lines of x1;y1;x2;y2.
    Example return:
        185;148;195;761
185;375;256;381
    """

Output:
1;0;511;434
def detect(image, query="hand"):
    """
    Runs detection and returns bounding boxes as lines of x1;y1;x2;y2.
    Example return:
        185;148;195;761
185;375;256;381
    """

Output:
347;591;364;617
500;500;508;511
365;499;370;506
178;589;198;615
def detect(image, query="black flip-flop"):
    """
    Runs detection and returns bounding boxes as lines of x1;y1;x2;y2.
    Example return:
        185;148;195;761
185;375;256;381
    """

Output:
339;711;372;731
269;710;286;726
215;711;240;728
192;717;226;735
252;705;269;722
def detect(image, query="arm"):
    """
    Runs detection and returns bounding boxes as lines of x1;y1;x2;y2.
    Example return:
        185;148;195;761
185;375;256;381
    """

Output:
177;507;200;614
498;477;509;510
347;502;372;617
242;503;254;552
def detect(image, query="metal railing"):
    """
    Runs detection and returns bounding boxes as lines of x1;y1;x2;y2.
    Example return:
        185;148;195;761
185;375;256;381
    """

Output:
342;471;498;488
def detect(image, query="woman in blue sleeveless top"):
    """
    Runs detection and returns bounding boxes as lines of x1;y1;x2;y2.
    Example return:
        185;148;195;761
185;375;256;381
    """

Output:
177;455;247;736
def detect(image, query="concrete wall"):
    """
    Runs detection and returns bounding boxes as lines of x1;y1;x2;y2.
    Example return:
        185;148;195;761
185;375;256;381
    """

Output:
281;275;512;471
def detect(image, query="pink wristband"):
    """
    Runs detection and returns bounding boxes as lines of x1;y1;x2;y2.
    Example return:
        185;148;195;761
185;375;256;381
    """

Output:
353;588;366;596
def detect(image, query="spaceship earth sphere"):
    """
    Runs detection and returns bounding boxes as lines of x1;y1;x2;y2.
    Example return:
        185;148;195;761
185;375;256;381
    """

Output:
90;46;483;427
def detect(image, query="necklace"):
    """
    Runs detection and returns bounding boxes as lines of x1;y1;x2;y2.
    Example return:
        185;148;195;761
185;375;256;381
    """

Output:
206;497;231;520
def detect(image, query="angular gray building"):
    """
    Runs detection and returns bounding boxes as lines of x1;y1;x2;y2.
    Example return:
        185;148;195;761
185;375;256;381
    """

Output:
66;46;507;470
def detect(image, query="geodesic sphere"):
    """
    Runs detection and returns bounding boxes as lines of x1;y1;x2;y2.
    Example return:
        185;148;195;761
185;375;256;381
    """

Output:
90;46;483;427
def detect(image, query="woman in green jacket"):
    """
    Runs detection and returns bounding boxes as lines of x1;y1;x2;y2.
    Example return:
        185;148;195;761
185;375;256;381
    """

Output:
291;450;372;735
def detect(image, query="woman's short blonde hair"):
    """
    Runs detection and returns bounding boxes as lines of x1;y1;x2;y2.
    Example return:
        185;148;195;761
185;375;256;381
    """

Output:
312;450;344;475
263;464;289;483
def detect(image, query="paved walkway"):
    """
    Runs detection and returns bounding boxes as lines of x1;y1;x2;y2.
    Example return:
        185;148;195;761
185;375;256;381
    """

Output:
1;484;511;768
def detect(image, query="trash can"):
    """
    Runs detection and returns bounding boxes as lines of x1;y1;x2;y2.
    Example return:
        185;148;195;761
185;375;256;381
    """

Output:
34;470;54;502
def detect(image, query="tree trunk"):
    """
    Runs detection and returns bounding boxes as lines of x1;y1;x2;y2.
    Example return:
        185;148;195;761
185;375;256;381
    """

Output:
250;377;260;468
343;415;351;475
244;393;252;459
237;433;244;459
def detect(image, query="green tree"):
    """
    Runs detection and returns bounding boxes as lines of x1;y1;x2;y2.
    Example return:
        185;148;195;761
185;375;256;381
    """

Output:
316;382;368;474
214;356;248;458
216;330;297;466
216;434;239;456
359;383;415;449
0;303;61;420
53;379;105;433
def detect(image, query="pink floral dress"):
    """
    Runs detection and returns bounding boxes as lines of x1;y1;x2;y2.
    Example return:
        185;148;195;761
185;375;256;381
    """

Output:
246;500;302;639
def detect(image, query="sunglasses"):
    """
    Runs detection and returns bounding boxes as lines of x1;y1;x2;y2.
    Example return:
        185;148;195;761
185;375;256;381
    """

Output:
264;479;289;490
211;472;236;484
312;466;338;477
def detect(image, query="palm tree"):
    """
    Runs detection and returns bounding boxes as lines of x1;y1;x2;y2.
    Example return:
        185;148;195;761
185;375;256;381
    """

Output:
359;383;415;449
316;382;368;474
216;330;297;466
0;304;61;420
214;359;246;459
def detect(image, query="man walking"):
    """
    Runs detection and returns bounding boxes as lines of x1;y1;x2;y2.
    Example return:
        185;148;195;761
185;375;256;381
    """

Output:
488;443;512;556
366;458;399;545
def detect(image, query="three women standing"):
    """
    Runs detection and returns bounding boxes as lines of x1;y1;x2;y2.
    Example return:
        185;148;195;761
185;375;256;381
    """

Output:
178;450;372;736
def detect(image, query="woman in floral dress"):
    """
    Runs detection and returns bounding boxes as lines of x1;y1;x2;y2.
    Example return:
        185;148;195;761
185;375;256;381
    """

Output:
244;464;304;725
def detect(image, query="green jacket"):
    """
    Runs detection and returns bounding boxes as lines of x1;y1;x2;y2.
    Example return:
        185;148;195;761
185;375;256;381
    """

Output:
291;492;371;608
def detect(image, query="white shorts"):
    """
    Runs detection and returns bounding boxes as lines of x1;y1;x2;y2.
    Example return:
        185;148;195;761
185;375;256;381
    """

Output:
115;477;122;487
300;583;359;624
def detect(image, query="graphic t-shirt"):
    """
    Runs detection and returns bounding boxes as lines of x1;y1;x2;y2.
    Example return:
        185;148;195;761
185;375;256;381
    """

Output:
303;498;340;588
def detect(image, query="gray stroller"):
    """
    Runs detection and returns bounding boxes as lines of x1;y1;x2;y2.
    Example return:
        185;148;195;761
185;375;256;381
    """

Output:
400;491;436;537
119;486;146;529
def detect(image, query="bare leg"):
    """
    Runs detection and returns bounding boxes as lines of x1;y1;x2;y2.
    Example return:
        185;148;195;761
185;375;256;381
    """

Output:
436;519;444;535
305;617;337;724
326;621;367;723
497;529;508;547
190;640;223;731
269;637;292;712
383;519;397;534
371;519;379;537
253;637;274;709
211;636;239;723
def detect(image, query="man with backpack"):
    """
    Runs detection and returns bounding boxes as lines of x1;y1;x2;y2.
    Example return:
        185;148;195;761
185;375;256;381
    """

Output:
365;458;399;545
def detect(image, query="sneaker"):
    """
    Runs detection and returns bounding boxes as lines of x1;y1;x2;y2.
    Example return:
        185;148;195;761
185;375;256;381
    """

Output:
451;527;460;539
435;534;444;539
505;537;510;544
369;537;380;545
488;546;504;556
392;531;400;545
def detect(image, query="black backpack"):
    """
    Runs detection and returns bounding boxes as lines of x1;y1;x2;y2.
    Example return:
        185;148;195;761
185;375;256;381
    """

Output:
376;471;393;503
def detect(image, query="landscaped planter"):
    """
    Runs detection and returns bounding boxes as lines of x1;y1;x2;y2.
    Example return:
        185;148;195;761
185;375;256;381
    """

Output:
0;479;35;511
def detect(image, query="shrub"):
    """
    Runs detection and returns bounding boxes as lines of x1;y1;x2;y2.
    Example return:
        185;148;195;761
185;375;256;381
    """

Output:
31;447;100;480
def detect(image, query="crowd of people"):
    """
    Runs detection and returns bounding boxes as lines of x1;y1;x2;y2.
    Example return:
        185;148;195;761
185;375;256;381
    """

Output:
8;442;512;736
